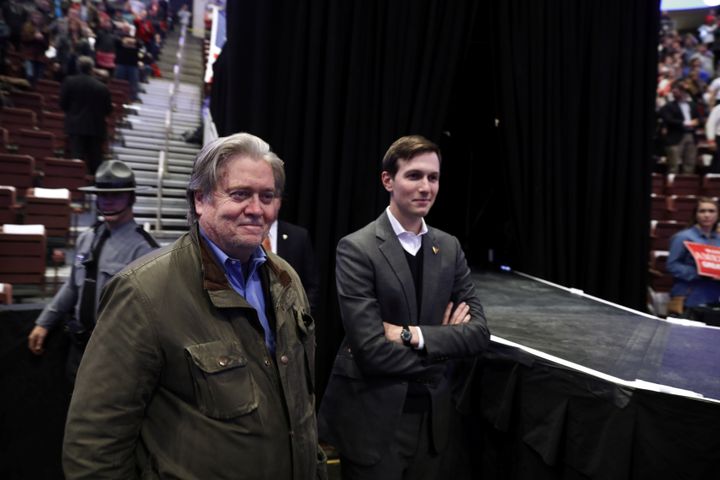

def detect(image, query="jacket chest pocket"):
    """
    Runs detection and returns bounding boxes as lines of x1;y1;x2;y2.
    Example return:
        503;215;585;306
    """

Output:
184;341;258;420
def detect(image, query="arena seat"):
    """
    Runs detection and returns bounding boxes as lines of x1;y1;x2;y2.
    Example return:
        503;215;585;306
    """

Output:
0;186;21;224
651;172;664;195
39;111;67;153
0;107;38;135
665;173;701;196
0;126;10;151
14;129;58;167
41;158;89;202
0;153;37;189
44;93;62;113
650;220;684;251
9;90;45;117
23;188;72;240
651;193;667;220
34;79;61;98
665;195;697;222
0;224;47;287
648;250;672;293
109;87;130;108
702;173;720;197
108;78;131;100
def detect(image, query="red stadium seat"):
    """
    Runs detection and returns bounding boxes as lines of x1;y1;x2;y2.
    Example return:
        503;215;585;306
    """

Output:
651;193;667;220
665;195;698;222
665;173;701;196
650;220;684;251
23;187;72;239
0;224;47;286
0;153;37;189
0;186;21;224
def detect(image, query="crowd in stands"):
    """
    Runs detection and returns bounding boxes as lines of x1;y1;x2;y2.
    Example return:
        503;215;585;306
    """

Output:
650;10;720;320
0;0;187;304
656;9;720;174
0;0;174;103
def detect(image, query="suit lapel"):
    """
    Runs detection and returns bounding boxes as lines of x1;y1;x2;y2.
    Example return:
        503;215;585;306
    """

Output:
420;230;441;326
376;213;418;325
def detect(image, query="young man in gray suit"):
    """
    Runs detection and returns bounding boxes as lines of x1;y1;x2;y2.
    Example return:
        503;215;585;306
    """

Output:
319;135;490;479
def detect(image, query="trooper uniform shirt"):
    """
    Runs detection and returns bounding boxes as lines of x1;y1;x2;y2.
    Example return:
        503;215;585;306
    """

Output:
35;220;158;333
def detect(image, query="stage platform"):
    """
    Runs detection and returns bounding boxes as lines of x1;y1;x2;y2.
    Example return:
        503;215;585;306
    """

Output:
471;269;720;479
475;269;720;402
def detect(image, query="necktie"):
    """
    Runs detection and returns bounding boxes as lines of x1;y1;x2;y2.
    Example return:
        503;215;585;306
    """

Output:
78;227;110;332
262;236;272;253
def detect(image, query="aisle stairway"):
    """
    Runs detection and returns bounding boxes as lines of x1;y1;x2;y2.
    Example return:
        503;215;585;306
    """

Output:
119;28;206;244
42;28;206;289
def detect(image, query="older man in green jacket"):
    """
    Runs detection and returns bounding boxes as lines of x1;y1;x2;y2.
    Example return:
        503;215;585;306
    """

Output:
63;133;326;479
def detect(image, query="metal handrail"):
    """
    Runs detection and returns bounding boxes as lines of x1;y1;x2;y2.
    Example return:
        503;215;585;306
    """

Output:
154;23;188;233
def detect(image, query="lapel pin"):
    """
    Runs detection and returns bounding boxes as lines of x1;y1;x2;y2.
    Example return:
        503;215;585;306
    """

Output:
432;246;439;255
282;234;288;240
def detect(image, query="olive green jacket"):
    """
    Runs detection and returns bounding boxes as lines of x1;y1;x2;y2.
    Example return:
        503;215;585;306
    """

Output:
63;226;323;480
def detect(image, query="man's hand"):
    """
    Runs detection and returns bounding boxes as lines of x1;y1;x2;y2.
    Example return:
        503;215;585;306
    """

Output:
442;301;470;325
28;325;49;355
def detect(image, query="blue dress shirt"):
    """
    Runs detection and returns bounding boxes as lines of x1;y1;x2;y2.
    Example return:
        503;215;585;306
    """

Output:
200;228;275;354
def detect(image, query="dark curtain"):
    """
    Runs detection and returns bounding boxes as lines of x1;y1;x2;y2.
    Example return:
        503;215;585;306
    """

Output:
486;0;660;309
211;0;480;397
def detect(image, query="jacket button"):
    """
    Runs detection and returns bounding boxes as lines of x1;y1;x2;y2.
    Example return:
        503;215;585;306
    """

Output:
264;358;271;367
217;355;230;367
280;355;289;364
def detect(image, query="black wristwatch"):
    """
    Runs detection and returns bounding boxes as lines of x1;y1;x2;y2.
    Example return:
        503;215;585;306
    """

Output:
400;325;413;346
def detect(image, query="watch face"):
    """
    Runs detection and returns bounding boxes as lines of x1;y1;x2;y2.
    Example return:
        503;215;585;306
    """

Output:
401;328;412;343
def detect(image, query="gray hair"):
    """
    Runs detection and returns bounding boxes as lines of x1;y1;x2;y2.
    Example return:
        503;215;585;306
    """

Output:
77;56;94;74
185;132;285;224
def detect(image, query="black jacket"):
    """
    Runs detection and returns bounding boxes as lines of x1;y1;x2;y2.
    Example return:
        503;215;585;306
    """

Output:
60;73;113;137
660;100;699;146
276;220;320;314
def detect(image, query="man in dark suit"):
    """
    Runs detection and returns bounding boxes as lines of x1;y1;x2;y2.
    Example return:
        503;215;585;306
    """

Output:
267;217;320;313
60;55;113;174
262;152;321;314
318;135;490;479
660;81;700;174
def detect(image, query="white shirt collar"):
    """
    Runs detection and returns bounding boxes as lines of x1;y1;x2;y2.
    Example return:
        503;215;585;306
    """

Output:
385;207;427;256
267;220;278;253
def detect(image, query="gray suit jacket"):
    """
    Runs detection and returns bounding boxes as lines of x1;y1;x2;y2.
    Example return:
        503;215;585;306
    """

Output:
318;212;489;465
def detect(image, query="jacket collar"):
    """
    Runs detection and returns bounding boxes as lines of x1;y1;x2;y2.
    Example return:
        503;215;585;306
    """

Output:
191;225;299;318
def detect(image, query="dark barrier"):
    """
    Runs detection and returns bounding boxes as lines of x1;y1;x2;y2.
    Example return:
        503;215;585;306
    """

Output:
470;270;720;479
0;304;69;480
470;351;720;479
